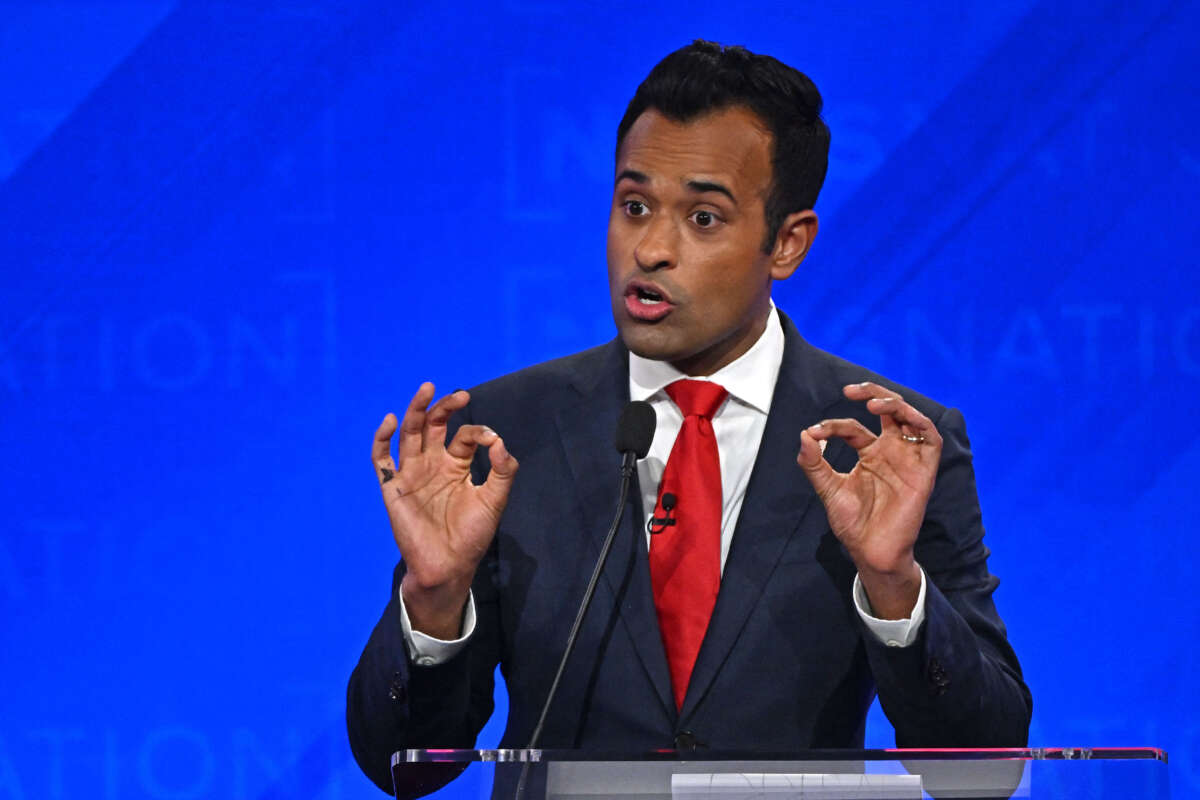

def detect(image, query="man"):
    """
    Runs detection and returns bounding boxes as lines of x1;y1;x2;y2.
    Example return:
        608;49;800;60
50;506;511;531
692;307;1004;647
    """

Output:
347;41;1031;798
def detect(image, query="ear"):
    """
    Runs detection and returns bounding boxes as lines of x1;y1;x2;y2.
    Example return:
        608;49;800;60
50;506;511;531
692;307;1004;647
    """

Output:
769;210;819;281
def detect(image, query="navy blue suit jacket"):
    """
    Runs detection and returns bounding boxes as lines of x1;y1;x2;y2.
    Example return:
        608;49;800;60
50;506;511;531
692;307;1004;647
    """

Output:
347;313;1031;797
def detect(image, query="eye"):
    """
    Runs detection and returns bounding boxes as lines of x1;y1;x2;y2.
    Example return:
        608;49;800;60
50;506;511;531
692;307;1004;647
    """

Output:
623;200;649;217
690;209;722;229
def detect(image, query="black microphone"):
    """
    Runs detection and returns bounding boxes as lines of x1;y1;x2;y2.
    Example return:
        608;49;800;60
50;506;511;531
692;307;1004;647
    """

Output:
523;401;656;753
614;401;656;462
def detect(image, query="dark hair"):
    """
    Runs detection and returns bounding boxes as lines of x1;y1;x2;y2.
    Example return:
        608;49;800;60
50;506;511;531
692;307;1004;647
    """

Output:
616;40;830;252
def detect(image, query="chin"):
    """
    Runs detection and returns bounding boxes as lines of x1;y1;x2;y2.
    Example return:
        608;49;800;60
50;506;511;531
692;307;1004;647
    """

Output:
618;326;683;363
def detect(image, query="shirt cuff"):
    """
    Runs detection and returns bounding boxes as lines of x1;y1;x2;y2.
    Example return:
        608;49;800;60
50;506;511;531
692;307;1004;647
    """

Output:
397;587;477;666
852;565;927;648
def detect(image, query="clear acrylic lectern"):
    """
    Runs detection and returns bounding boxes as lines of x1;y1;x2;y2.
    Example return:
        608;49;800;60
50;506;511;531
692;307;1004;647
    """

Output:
394;747;1168;799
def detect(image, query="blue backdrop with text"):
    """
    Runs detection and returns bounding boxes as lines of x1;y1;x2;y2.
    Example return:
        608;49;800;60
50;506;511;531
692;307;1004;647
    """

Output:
1;1;1197;798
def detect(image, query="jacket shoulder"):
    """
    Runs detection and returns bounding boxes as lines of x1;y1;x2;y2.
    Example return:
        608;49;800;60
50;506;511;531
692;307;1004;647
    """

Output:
816;347;949;420
776;311;952;423
453;340;623;433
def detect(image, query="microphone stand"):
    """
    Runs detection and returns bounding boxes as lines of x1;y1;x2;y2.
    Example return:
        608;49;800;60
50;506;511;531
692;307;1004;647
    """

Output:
514;449;639;799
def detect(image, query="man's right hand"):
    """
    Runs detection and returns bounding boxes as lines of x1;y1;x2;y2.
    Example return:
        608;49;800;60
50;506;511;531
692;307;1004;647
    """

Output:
372;383;519;640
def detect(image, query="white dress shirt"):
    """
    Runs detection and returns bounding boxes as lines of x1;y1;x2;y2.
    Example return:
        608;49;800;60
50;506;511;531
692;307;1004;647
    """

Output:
631;300;781;573
399;305;926;663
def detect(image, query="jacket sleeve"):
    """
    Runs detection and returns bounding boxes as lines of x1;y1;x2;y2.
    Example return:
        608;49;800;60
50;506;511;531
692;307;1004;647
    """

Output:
346;408;503;798
862;406;1033;746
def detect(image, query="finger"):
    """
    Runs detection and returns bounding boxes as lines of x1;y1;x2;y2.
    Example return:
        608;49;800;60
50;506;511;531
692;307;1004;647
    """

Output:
480;436;520;511
796;428;841;502
864;396;939;443
806;418;877;451
398;382;437;461
445;424;501;462
842;381;902;402
423;389;471;452
372;413;399;482
844;382;905;436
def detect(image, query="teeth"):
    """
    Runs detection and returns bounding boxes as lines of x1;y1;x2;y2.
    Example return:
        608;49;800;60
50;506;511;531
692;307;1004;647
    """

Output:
638;295;659;305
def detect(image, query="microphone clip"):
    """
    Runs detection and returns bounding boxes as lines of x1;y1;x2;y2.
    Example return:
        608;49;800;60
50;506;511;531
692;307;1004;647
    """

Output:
647;492;677;535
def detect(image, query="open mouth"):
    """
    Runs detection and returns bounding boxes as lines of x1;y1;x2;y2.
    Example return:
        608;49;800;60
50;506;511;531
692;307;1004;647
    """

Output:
634;286;665;304
623;282;675;321
626;281;672;304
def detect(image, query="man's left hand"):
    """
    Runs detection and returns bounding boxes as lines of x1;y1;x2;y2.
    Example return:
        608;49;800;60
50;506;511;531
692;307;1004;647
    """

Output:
796;382;942;620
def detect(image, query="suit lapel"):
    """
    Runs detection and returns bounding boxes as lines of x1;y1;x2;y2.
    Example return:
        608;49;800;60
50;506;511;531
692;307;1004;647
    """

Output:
553;341;676;720
680;314;852;722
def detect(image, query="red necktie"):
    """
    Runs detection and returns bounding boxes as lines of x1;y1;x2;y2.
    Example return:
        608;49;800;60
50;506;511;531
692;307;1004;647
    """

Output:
650;379;728;710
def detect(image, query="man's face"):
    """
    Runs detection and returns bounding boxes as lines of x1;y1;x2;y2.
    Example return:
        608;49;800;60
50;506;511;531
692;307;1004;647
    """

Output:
607;106;778;376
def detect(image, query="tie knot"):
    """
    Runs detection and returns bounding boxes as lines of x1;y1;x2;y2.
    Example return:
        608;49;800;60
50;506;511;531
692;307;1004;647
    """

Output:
665;380;728;420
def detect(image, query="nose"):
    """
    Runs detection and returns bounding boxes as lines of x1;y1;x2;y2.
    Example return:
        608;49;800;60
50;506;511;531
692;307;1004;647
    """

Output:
634;216;677;271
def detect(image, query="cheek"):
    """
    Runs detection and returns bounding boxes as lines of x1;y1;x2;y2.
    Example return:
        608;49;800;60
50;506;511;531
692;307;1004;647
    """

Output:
685;254;771;319
684;243;747;293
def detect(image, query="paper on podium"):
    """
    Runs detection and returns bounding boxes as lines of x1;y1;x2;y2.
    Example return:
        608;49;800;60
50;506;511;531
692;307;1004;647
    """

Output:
670;772;922;799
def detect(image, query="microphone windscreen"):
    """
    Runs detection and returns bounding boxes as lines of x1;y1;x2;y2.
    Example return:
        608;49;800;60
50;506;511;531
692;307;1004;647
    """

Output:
614;400;656;459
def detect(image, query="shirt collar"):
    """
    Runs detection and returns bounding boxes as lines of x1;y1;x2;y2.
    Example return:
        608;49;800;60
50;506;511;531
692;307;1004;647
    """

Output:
628;302;784;415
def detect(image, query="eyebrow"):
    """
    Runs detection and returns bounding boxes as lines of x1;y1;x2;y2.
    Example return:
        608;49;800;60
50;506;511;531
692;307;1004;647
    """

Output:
615;169;649;185
686;179;736;204
614;170;737;205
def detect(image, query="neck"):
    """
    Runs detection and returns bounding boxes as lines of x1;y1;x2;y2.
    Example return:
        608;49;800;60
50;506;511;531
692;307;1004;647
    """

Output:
669;307;771;377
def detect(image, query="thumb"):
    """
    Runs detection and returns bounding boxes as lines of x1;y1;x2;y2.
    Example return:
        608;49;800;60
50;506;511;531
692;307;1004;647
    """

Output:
796;428;840;502
481;435;519;510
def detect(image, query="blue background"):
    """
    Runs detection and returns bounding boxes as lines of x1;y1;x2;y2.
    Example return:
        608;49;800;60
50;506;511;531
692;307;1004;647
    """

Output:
1;1;1196;798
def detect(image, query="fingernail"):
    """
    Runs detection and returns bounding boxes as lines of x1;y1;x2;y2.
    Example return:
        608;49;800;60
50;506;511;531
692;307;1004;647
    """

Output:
808;422;824;431
858;381;870;387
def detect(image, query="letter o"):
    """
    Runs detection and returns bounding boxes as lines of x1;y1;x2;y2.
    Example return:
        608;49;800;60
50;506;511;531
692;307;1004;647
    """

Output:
133;314;212;391
137;727;215;800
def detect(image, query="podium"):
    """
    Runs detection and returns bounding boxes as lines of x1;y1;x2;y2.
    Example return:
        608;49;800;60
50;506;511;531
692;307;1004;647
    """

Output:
393;747;1169;799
